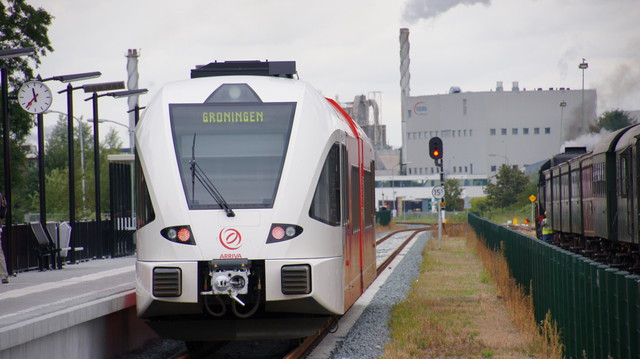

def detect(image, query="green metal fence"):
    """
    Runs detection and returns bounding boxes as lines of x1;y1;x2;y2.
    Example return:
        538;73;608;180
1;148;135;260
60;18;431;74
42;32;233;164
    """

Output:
469;213;640;359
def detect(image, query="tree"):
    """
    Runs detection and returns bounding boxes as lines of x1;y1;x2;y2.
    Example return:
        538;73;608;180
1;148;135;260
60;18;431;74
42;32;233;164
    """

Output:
1;0;54;221
590;109;635;132
443;178;464;211
39;118;123;220
484;164;529;208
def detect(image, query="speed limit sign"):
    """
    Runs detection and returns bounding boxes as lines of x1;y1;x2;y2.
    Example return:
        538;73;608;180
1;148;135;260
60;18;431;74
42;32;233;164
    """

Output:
432;186;445;199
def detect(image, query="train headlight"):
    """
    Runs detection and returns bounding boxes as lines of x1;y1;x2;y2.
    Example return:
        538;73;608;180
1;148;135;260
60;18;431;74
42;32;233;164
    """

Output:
285;226;296;237
161;225;196;245
266;223;303;244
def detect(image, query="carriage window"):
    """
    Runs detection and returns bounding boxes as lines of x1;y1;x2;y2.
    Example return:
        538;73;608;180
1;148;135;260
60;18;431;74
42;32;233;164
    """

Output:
309;144;341;226
619;154;629;197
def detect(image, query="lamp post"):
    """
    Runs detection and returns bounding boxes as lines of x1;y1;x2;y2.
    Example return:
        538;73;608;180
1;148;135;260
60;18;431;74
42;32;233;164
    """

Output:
559;101;567;151
33;72;101;226
579;59;588;132
46;72;102;259
84;88;146;257
1;47;35;274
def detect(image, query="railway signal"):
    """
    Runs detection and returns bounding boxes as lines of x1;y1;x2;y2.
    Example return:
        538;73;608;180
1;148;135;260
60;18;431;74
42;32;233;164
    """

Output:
429;136;445;250
429;136;443;160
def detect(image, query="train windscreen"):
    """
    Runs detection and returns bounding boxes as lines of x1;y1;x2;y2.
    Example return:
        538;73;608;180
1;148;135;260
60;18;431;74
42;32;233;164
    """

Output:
169;102;296;209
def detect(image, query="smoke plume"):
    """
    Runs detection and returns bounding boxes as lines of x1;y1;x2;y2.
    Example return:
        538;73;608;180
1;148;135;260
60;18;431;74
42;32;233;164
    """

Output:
561;129;610;152
403;0;491;23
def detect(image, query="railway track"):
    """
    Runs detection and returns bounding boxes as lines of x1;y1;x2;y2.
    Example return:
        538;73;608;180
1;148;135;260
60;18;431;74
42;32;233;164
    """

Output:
173;227;430;359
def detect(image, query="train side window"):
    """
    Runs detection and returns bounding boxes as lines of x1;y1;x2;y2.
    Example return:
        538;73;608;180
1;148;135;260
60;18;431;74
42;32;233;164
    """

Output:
135;151;156;228
619;152;630;197
309;144;341;226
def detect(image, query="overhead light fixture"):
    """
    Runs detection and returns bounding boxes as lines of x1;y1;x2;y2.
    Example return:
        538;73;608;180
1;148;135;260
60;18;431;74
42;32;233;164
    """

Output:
42;71;102;83
82;81;125;93
0;47;35;59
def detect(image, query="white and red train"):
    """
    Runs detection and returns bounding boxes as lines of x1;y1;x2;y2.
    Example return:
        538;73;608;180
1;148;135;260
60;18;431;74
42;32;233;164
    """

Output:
134;61;376;341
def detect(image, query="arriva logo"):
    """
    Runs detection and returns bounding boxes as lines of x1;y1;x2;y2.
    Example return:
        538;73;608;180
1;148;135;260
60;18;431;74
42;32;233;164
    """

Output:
413;102;427;115
219;228;242;250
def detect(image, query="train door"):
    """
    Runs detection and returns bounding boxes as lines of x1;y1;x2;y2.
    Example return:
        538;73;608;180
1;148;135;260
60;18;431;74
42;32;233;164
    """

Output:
581;161;595;237
636;144;640;244
343;135;362;310
618;149;634;241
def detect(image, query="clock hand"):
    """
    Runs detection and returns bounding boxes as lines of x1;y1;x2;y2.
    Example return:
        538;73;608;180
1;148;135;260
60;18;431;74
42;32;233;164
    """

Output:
26;93;39;108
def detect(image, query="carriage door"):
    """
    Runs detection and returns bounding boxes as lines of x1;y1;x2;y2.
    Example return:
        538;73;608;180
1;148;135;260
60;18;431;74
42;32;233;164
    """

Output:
344;135;362;309
635;145;640;244
619;149;633;240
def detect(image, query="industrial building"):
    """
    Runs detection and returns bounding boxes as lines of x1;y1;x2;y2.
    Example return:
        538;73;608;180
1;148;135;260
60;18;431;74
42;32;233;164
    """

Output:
373;28;598;212
402;83;597;177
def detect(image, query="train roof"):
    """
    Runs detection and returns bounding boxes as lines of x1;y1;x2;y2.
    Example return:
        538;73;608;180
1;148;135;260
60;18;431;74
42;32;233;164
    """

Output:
614;123;640;151
190;60;297;79
592;125;637;155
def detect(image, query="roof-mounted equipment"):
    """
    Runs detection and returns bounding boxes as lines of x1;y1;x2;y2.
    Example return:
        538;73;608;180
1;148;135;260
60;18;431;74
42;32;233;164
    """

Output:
191;60;297;79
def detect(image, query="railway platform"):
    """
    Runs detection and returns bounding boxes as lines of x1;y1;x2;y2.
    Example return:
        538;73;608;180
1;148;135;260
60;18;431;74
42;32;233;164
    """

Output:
0;256;156;358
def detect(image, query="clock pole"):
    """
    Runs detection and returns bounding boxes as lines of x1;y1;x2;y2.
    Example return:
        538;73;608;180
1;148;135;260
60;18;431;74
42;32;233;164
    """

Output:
37;112;46;226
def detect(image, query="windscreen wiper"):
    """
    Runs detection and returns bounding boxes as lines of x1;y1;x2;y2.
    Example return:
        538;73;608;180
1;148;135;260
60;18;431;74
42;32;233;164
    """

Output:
189;133;235;217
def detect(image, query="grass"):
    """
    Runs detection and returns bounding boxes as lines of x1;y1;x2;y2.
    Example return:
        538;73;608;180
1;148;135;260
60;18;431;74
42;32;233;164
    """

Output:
479;202;534;226
383;224;564;358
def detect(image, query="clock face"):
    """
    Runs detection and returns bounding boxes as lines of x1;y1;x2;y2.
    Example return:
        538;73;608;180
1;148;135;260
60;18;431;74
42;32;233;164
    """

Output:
18;81;53;114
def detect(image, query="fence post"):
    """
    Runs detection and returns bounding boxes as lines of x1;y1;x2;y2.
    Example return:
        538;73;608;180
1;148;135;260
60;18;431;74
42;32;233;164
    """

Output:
615;270;630;358
605;267;620;358
623;274;639;359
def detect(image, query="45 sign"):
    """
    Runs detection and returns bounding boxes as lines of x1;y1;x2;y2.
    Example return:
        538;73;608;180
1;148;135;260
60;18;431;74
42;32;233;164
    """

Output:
432;186;445;199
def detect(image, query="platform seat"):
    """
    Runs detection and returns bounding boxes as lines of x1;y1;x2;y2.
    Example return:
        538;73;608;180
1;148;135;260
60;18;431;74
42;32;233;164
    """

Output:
57;221;84;265
29;222;60;271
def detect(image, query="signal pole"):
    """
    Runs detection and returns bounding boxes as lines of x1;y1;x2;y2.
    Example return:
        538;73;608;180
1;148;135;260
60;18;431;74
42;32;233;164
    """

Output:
429;137;444;249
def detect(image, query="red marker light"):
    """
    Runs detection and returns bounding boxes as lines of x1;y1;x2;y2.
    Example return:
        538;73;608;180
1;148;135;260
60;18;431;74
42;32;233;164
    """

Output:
177;228;191;242
271;226;285;240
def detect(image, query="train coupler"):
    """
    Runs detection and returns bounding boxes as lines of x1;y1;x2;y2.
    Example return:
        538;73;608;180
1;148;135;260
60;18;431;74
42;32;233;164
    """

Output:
201;259;252;306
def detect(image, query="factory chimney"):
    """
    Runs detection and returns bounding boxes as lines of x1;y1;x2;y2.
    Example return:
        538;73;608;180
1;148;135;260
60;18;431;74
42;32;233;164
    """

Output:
399;28;411;166
399;28;411;98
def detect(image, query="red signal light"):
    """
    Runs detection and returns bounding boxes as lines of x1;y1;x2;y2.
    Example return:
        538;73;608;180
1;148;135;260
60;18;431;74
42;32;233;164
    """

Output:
429;137;443;160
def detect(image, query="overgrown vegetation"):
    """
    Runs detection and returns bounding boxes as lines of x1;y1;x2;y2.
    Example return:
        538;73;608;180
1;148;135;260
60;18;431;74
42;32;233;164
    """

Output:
384;226;564;358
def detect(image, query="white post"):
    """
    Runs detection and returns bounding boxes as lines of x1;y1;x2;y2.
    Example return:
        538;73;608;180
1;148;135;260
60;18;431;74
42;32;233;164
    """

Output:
437;201;442;250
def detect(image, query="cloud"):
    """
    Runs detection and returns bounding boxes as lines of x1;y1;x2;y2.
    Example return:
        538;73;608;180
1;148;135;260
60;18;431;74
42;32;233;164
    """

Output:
403;0;491;22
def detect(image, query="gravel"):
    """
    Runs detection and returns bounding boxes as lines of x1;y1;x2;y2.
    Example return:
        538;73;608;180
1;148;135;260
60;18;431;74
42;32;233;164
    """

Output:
328;232;430;359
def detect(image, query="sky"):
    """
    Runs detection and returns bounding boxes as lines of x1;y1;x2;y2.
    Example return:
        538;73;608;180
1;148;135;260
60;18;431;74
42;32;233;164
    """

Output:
23;0;640;149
